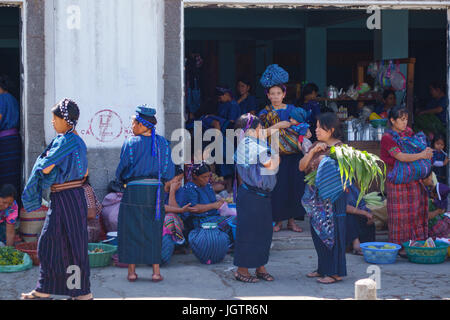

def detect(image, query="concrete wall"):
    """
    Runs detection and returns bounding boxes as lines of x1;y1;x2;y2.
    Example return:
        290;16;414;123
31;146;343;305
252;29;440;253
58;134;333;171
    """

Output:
44;0;166;199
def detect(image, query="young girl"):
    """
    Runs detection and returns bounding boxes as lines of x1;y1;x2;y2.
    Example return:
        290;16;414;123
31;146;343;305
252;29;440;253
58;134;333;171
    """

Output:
431;134;449;183
116;105;175;283
422;172;450;239
233;113;278;283
21;99;92;300
0;184;18;247
259;65;306;233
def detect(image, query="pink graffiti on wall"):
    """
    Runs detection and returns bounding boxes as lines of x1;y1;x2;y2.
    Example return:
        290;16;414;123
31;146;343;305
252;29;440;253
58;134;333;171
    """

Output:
88;109;124;142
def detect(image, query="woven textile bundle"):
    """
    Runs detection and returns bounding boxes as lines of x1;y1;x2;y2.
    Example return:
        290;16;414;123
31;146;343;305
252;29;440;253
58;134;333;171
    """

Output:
188;225;229;264
260;64;289;88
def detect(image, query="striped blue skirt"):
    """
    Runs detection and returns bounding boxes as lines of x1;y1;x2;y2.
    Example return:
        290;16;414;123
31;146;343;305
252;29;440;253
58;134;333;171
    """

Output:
118;179;165;265
233;184;273;268
36;187;91;297
310;193;347;277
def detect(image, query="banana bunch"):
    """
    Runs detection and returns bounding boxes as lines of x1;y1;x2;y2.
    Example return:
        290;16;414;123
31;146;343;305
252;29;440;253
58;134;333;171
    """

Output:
363;192;384;207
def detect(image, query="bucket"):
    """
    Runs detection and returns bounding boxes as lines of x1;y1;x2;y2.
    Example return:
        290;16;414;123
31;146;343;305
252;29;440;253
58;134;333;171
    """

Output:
102;231;118;246
19;206;48;243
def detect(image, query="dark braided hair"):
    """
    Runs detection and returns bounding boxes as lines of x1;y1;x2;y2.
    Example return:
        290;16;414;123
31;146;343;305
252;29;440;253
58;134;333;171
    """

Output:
51;99;80;127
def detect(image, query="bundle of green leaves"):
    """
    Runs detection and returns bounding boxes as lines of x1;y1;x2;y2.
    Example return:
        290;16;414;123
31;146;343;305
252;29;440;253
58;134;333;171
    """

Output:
304;144;386;207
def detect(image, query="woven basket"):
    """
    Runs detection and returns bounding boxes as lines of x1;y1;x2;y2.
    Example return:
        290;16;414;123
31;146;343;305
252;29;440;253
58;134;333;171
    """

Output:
88;243;117;268
15;242;39;266
19;206;48;243
402;241;449;264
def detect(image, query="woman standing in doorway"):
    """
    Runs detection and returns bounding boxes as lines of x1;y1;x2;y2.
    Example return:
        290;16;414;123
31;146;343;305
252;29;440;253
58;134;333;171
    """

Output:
236;78;258;115
259;64;306;233
0;75;21;198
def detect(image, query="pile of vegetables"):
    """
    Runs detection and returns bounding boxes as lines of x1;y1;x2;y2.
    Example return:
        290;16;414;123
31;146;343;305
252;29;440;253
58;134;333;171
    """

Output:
89;248;104;254
305;144;386;206
363;192;384;207
0;247;25;266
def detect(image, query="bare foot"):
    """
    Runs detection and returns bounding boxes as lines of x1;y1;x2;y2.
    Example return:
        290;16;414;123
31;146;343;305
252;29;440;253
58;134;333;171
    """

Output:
287;222;303;233
21;290;52;300
152;274;164;282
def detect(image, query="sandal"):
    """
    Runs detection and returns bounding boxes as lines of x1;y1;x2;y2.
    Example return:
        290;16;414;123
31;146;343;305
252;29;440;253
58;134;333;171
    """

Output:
287;222;303;233
255;272;274;281
127;273;138;282
352;248;364;256
306;270;322;278
317;276;342;284
234;272;259;283
152;274;164;283
21;291;53;300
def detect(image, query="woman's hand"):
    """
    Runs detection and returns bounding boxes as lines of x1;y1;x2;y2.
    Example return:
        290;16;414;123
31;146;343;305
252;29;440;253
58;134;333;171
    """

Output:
420;147;433;160
181;203;192;213
312;142;327;154
364;211;375;225
214;200;225;210
273;121;292;130
170;180;182;193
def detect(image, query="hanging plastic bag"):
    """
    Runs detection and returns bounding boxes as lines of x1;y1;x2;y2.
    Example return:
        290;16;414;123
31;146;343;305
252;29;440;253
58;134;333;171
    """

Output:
390;60;406;91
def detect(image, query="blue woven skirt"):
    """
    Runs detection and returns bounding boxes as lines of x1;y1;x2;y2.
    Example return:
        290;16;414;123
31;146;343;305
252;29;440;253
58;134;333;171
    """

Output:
36;187;90;297
118;180;165;265
271;153;306;222
310;193;347;277
233;184;273;268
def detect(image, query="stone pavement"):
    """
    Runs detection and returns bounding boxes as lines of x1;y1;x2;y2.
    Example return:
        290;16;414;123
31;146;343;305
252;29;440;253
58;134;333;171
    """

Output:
1;220;448;300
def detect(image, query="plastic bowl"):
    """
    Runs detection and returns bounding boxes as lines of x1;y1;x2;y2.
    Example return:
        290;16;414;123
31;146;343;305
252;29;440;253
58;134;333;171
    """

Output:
402;241;449;264
360;242;402;264
88;243;117;268
370;119;388;128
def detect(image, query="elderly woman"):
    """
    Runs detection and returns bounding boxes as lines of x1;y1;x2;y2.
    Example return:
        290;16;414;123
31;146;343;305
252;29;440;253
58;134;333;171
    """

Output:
0;75;21;197
380;106;433;257
299;112;347;284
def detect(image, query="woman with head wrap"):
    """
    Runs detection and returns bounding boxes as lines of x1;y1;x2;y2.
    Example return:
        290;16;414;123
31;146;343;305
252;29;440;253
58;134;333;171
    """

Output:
21;99;92;300
0;75;21;201
233;113;278;283
115;105;175;283
180;162;234;239
258;64;307;233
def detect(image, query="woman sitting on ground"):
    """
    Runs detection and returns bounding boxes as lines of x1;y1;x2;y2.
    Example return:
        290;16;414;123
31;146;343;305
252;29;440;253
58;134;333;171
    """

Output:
180;162;234;238
345;184;376;256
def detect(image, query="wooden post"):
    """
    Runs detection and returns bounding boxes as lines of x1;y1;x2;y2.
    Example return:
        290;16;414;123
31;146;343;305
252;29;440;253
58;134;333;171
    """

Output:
355;278;377;300
406;58;416;126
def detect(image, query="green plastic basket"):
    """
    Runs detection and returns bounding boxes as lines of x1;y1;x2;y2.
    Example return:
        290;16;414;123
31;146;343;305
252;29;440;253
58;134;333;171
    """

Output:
0;252;33;273
88;243;117;268
402;241;449;264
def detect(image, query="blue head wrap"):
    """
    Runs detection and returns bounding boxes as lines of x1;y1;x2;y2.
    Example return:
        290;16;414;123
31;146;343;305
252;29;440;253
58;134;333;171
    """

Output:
290;107;311;124
135;105;163;220
260;64;289;88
